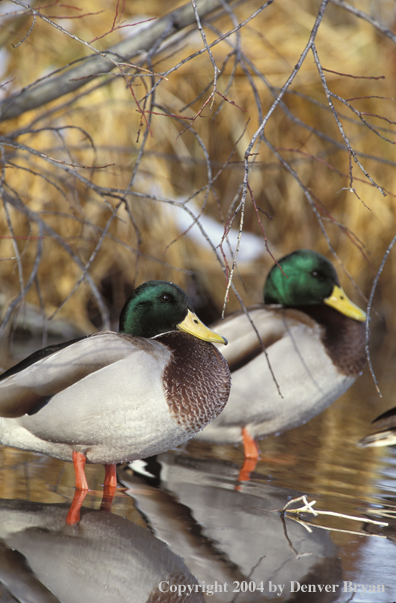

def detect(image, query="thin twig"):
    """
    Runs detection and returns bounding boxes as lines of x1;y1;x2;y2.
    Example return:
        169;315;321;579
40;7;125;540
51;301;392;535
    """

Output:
330;0;396;45
1;0;228;121
365;234;396;395
282;495;388;528
223;0;329;308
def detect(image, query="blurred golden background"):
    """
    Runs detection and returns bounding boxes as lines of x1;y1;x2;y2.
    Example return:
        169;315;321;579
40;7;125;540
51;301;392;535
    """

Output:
1;0;395;357
2;8;396;588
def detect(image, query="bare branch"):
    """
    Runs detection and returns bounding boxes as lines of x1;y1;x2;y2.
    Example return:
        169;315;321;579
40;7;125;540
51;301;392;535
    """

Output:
365;235;396;396
0;0;227;121
330;0;396;45
222;0;329;307
311;43;386;197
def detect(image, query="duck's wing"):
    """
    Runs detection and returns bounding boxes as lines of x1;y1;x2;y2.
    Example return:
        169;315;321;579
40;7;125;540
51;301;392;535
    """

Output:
212;305;317;371
0;336;86;381
0;333;156;418
197;306;340;442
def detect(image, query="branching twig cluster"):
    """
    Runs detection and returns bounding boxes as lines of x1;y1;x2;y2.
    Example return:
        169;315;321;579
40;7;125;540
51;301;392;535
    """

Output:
282;495;388;537
1;0;395;366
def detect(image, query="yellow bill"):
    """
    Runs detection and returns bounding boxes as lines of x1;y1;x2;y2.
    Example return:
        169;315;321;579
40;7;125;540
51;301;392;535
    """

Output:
177;309;228;345
324;285;366;321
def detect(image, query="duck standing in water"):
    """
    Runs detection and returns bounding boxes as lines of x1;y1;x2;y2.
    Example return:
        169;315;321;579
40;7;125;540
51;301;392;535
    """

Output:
194;250;367;477
360;407;396;448
0;281;231;522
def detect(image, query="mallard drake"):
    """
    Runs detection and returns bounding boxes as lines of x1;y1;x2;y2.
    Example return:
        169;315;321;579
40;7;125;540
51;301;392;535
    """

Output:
359;407;396;447
194;250;366;469
0;281;231;516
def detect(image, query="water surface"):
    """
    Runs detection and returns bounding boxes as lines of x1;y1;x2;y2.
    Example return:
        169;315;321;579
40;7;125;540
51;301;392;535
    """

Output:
0;343;396;602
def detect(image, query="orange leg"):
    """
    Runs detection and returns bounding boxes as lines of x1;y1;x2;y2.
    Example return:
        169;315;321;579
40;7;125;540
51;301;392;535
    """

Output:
242;427;260;459
104;464;118;488
100;464;118;513
66;488;88;525
66;451;89;525
72;450;89;491
238;428;260;482
100;486;117;512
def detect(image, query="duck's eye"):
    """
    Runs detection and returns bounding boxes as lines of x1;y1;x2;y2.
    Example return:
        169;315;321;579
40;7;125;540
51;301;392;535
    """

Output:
160;293;172;302
311;270;324;281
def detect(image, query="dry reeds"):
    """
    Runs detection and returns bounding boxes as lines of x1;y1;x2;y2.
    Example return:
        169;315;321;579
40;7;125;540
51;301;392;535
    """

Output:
1;0;396;344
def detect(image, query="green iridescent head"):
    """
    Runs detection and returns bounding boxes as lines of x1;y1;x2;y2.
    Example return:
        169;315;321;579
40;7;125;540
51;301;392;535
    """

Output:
119;280;227;343
264;250;366;321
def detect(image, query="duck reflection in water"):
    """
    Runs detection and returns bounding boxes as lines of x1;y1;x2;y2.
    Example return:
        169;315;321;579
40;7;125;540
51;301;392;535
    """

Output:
0;498;204;603
120;452;343;603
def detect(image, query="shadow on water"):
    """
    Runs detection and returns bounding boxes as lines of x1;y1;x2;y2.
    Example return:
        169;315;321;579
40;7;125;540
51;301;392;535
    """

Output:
1;343;396;601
